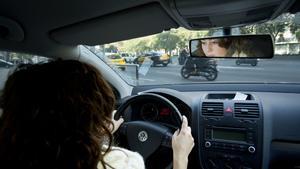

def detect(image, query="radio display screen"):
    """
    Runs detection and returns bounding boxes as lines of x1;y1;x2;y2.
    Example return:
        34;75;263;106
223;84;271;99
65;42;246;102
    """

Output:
212;128;246;142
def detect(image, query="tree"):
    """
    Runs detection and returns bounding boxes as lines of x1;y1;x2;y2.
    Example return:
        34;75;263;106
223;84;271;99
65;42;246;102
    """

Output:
240;25;256;34
107;28;208;55
152;31;180;54
105;45;118;53
296;30;300;42
289;22;299;34
175;28;208;50
255;22;286;41
240;13;294;41
133;39;152;53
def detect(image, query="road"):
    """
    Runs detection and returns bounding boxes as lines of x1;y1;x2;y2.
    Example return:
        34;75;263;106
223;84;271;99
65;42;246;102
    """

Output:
0;58;299;88
119;59;300;85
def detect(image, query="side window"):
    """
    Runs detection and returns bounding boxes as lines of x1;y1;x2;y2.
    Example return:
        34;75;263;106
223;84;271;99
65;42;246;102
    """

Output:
0;51;49;90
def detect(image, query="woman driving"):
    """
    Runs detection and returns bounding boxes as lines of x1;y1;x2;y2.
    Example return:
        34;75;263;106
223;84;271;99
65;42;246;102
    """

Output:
0;59;194;169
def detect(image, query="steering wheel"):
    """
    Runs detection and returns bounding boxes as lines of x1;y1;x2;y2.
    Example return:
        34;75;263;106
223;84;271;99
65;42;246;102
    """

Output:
114;93;183;164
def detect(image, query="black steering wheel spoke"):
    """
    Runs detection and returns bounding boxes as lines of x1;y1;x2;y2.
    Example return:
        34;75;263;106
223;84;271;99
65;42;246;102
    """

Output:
161;131;173;148
118;122;128;135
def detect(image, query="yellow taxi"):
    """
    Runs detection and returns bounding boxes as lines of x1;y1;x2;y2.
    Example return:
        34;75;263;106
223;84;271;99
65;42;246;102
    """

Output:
106;53;126;71
134;52;170;67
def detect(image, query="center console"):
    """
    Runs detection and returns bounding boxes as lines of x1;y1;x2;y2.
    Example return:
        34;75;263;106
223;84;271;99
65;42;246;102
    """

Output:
199;93;263;169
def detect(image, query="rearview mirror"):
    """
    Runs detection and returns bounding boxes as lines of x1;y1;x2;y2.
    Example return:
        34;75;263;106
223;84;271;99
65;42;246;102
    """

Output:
189;35;274;58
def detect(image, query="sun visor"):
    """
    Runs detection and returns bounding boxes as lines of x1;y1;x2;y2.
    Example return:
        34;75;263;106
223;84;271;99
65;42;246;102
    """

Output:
171;0;296;29
50;3;178;45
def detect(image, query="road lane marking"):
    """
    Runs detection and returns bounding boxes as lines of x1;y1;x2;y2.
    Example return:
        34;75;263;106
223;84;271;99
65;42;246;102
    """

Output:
154;66;264;75
218;66;264;70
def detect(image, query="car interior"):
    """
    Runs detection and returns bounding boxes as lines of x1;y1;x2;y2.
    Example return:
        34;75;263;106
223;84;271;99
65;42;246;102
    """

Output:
1;0;300;169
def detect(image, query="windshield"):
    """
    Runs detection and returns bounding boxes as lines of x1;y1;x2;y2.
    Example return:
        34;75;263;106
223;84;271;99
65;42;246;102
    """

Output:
90;12;300;86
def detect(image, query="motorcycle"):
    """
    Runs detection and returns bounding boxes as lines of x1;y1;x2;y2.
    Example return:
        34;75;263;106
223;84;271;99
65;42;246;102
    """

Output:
180;57;218;81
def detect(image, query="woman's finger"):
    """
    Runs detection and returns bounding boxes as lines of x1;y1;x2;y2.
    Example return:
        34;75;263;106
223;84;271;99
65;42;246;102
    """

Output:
181;115;188;128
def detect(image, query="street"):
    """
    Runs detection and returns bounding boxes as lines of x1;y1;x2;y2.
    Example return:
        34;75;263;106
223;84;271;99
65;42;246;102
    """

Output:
119;58;300;85
0;58;299;88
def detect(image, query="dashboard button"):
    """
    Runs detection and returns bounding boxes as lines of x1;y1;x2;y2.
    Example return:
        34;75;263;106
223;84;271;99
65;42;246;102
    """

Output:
205;141;212;148
248;146;256;153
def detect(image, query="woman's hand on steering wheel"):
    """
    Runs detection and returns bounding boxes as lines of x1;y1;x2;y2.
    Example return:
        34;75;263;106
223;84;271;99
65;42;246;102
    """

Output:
110;110;124;134
172;115;194;169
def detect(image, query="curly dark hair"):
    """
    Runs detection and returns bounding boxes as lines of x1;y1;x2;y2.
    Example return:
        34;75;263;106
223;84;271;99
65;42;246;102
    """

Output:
0;59;115;169
193;38;232;56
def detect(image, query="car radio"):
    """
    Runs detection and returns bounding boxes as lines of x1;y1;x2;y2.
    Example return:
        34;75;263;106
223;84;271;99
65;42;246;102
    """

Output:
204;127;256;153
199;100;263;169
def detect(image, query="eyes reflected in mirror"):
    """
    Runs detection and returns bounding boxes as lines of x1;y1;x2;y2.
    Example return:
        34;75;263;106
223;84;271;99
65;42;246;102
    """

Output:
190;35;274;58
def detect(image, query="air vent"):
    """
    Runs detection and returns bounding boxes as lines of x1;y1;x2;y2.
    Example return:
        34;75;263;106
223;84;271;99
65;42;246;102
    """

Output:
234;103;259;118
202;102;223;116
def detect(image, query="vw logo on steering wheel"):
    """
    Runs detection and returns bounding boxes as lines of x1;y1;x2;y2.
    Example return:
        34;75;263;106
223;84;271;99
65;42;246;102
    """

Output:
138;131;148;142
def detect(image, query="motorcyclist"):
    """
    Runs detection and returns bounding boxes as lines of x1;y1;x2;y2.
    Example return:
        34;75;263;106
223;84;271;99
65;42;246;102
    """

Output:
181;55;217;81
183;55;216;72
178;49;188;65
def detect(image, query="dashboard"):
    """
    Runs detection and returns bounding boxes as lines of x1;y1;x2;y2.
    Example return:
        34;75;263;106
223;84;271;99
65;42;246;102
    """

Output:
126;93;192;127
127;83;300;169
